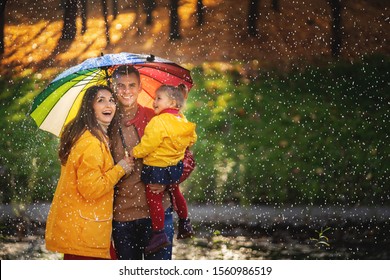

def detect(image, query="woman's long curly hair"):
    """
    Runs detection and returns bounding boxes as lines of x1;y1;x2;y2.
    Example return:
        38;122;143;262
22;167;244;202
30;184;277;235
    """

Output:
58;85;115;165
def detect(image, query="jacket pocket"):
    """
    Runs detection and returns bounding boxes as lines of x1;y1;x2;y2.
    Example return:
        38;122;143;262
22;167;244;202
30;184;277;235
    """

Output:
79;211;112;249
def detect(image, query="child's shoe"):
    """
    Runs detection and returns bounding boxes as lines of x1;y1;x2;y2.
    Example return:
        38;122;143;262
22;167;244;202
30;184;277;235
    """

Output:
145;230;171;255
177;218;194;239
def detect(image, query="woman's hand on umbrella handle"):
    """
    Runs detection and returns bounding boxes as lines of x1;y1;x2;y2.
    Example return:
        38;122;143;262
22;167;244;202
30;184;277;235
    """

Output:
118;156;134;175
124;156;134;172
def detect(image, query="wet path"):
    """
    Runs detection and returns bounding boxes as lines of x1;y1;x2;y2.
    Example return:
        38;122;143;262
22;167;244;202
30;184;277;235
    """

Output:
1;204;389;259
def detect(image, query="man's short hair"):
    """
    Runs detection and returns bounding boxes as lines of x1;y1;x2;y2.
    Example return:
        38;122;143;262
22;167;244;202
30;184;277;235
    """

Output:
112;65;141;83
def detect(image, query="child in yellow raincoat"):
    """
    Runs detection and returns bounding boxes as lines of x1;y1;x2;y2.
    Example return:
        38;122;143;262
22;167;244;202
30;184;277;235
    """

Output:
131;84;197;255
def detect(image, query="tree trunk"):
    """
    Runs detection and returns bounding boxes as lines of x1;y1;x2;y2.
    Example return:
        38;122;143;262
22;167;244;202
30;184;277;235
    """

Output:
144;0;156;25
79;0;87;34
196;0;204;26
113;0;118;19
133;0;143;35
101;0;110;44
0;0;7;55
247;0;260;37
169;0;181;40
60;0;78;41
328;0;342;57
271;0;280;12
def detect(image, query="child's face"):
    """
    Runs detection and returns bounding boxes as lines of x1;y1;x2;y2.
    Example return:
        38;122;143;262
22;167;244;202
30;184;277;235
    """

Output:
153;91;176;115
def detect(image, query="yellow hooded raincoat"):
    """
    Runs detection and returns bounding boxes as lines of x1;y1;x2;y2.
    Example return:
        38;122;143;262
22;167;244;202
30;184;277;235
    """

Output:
45;130;125;259
132;112;197;167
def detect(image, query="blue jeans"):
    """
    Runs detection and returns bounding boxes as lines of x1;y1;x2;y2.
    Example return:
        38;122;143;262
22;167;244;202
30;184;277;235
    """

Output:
112;207;174;260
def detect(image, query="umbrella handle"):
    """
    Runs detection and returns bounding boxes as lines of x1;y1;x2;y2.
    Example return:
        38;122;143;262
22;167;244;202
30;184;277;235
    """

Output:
119;126;130;157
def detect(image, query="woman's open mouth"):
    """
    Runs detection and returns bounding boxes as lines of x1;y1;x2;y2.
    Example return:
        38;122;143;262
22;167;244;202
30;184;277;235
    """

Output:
102;110;113;116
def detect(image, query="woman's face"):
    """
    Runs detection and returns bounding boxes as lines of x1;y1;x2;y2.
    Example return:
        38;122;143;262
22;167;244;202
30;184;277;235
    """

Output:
93;89;116;124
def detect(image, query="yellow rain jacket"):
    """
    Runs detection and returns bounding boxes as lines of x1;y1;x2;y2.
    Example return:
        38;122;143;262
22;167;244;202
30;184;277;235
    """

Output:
133;112;197;167
45;130;125;259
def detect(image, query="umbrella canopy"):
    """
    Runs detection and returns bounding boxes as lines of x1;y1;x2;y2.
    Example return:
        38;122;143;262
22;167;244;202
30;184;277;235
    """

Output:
29;52;193;137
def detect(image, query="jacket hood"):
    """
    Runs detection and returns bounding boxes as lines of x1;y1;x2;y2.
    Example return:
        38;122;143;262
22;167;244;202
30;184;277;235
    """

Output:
163;114;196;151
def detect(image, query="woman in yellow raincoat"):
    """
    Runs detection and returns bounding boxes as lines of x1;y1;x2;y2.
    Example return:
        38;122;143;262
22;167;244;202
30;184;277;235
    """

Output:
45;85;133;260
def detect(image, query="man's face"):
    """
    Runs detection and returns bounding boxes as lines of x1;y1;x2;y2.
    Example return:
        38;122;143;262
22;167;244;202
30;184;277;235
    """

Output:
113;73;141;109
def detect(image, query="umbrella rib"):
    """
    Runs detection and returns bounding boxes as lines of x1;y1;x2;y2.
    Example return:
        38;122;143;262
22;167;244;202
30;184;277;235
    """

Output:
141;87;155;100
61;72;105;129
30;69;105;114
135;65;192;100
137;64;193;84
40;71;104;133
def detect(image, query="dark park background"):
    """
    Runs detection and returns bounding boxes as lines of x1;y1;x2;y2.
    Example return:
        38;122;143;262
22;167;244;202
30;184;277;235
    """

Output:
0;0;389;259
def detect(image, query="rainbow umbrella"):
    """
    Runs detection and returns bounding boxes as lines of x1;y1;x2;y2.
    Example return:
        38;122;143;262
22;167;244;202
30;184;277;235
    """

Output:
29;52;193;137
